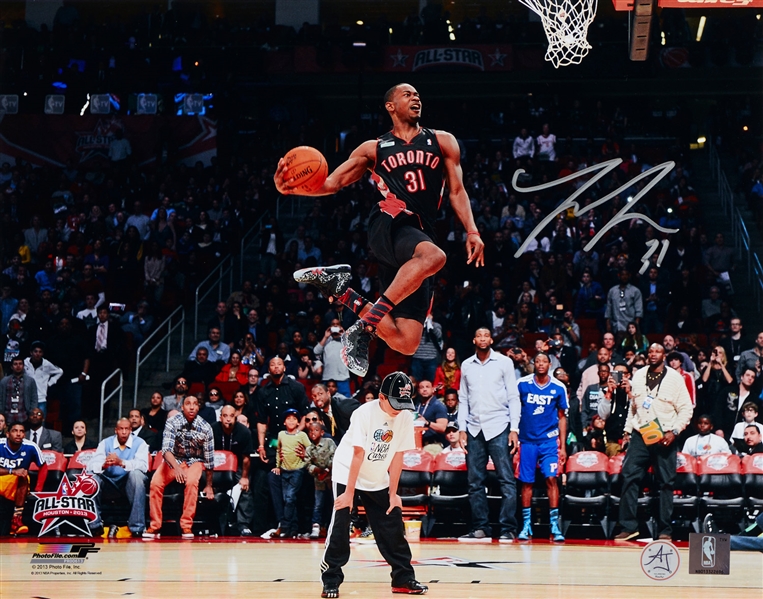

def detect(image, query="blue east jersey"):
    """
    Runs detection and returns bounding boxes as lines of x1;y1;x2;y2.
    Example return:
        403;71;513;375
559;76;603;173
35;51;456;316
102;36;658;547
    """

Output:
517;375;569;443
0;437;45;471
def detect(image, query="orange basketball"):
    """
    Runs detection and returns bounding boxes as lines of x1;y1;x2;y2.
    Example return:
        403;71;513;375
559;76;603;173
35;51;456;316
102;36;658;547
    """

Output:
282;146;328;194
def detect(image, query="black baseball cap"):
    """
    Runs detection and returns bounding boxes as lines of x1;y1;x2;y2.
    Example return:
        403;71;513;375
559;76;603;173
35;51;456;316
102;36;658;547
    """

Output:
379;371;415;411
446;421;459;432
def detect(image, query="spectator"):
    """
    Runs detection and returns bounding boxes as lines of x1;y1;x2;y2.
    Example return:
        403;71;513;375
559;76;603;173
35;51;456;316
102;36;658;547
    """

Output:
615;344;692;541
62;420;97;454
581;363;611;437
701;286;723;322
313;319;351;398
697;345;735;423
458;327;520;542
229;390;249;421
162;376;189;412
182;348;220;388
23;216;48;264
721;317;748;365
0;421;48;536
188;327;231;364
681;415;730;457
87;417;149;538
143;242;166;304
605;269;643;337
512;128;534;162
207;301;241;347
638;266;669;334
311;383;359;444
144;395;215;540
119;301;155;346
597;363;633;457
0;283;18;336
730;402;763;453
667;351;696;408
434;347;461;396
76;294;99;329
212;405;254;537
441;421;462;453
108;129;132;168
0;356;38;425
24;407;62;452
239;332;265;369
23;342;62;420
536;123;557;162
129;408;160;452
141;391;168;433
45;317;89;433
125;201;150;241
305;420;336;539
736;331;763;382
662;334;695;373
722;367;760;439
414;379;449;452
739;422;763;455
410;315;444;384
443;388;459;423
0;413;6;439
619;322;649;357
269;408;310;539
703;233;734;293
215;350;250;385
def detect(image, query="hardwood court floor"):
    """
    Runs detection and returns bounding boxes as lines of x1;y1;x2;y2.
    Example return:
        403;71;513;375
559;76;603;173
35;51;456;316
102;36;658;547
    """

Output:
1;537;760;599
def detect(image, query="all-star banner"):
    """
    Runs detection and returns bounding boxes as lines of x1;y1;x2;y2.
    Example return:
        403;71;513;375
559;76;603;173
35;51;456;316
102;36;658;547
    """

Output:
384;45;514;72
0;115;217;169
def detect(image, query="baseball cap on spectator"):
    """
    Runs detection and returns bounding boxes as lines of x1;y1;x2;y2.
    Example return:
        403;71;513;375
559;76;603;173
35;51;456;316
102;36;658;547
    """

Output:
282;408;301;422
379;371;415;411
446;421;459;432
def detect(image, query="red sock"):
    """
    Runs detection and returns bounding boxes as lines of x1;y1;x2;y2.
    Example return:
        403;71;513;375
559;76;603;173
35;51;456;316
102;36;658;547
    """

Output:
337;288;368;316
362;295;395;328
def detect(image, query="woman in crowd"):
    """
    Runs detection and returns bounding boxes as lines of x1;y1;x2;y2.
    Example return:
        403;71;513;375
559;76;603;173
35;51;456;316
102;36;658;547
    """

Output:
216;350;250;385
63;420;97;454
141;391;168;433
697;345;735;418
619;321;649;356
434;347;461;396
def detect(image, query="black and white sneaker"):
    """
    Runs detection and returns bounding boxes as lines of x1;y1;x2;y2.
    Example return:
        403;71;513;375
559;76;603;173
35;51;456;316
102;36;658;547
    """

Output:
293;264;351;301
392;580;428;595
702;514;718;534
341;320;373;377
321;584;340;598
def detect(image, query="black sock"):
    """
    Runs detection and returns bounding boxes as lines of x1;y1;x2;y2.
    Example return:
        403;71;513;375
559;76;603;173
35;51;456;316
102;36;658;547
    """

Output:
336;288;368;316
362;295;395;328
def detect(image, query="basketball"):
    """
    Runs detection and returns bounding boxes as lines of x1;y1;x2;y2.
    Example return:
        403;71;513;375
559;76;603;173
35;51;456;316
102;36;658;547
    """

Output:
75;476;98;496
282;146;328;194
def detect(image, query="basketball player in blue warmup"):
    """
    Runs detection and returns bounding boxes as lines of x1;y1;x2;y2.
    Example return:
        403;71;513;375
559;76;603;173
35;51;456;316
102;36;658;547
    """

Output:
0;422;47;535
516;352;568;542
276;83;484;377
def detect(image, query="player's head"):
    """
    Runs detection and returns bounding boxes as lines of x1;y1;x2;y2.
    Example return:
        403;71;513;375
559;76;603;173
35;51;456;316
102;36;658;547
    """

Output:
8;421;26;445
533;352;551;376
383;83;421;124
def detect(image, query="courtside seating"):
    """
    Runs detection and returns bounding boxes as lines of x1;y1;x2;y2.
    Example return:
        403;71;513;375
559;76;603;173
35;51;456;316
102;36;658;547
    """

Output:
741;454;763;511
29;450;67;492
195;450;238;534
562;451;610;538
398;449;434;518
697;453;745;529
66;449;98;480
672;452;700;533
429;450;470;531
608;453;657;538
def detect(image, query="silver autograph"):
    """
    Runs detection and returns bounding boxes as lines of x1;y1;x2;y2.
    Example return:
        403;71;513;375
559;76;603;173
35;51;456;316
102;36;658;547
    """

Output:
511;158;679;274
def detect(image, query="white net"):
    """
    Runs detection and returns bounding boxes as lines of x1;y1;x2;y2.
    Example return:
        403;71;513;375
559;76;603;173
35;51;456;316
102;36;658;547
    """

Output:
518;0;599;68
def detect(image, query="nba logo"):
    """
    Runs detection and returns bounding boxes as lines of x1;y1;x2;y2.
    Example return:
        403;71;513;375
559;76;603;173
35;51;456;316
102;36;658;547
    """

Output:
184;94;204;114
90;94;110;114
701;536;715;568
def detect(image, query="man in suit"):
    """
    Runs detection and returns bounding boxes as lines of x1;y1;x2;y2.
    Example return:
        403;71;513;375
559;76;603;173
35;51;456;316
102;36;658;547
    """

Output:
310;382;359;444
87;306;124;418
128;408;160;452
638;266;670;335
25;407;63;452
0;356;38;425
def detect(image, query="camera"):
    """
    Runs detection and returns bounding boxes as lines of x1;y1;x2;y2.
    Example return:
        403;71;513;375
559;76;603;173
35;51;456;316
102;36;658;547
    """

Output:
547;338;563;350
330;326;341;334
612;371;623;385
109;302;126;314
509;347;523;355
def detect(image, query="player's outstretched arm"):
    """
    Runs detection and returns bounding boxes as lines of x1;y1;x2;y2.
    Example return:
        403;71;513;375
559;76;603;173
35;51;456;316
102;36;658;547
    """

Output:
436;130;484;267
275;140;377;196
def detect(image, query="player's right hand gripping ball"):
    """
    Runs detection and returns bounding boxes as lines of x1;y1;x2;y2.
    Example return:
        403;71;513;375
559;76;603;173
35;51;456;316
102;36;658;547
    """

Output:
282;146;328;194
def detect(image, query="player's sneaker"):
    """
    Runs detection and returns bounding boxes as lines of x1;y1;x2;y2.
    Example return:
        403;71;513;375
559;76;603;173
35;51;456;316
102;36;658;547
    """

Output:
293;264;352;301
518;522;533;542
341;320;373;377
391;580;428;594
550;521;565;543
9;513;28;536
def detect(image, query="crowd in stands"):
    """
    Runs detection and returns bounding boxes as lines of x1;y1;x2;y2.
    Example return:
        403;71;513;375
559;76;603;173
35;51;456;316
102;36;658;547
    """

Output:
2;89;762;538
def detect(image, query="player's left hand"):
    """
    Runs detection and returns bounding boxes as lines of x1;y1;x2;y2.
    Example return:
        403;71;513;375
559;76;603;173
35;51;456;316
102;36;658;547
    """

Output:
465;234;485;267
508;431;520;455
386;494;403;515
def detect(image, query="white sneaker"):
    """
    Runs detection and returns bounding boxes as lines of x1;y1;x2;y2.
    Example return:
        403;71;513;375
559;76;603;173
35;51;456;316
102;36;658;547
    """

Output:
310;523;321;539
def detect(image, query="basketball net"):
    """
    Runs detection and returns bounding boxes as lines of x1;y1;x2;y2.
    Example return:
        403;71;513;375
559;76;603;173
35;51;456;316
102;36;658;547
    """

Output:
518;0;598;68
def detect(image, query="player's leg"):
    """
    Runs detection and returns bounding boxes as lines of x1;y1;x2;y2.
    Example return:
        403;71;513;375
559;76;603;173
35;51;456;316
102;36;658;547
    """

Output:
517;442;538;541
538;440;564;542
321;482;352;598
3;474;29;535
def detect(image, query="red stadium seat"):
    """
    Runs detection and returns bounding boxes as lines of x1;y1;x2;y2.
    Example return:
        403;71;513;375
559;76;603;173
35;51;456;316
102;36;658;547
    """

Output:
66;449;98;480
29;451;67;492
673;453;700;533
562;451;610;538
696;453;744;529
429;451;469;526
741;454;763;512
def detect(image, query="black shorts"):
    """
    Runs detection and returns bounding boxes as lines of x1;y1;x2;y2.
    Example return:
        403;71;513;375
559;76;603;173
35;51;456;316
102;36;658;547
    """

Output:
367;211;434;324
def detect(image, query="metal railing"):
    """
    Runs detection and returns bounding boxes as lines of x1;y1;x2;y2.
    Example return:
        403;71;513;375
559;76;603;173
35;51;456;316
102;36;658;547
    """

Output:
99;368;123;442
194;255;233;339
708;143;763;311
134;305;185;406
239;211;270;282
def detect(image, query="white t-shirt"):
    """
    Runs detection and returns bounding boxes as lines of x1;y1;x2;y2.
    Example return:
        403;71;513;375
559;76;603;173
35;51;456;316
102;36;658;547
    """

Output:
731;420;763;442
332;400;415;492
537;133;557;160
681;433;731;457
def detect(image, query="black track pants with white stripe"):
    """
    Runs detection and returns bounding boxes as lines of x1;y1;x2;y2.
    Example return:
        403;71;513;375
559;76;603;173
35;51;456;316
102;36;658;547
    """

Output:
321;482;415;587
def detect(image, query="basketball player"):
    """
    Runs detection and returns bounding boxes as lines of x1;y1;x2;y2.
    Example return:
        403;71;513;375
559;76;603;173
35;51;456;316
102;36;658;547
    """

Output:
276;83;484;376
516;352;568;542
320;371;427;597
0;421;48;535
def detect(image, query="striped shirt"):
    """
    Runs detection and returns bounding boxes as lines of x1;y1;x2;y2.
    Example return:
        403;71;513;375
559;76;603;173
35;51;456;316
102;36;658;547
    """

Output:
161;413;215;470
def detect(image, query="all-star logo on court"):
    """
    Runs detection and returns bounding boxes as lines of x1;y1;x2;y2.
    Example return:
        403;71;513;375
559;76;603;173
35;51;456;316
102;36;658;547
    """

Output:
31;472;100;536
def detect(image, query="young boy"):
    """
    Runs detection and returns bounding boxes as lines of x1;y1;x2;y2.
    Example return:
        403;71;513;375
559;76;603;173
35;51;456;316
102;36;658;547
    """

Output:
516;352;568;543
730;402;763;454
441;422;462;453
269;408;310;539
305;421;336;539
321;371;427;598
0;422;48;535
681;414;731;457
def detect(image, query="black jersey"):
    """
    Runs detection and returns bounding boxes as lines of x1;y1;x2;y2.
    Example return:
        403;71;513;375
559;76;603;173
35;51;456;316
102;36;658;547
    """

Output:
371;128;445;234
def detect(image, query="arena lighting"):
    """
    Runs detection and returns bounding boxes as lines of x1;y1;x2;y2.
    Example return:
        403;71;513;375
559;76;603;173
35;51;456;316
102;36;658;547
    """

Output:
667;208;673;213
23;92;27;96
697;136;707;144
743;126;749;131
353;42;366;47
696;16;706;42
627;196;634;202
80;93;90;116
389;28;393;34
660;31;666;46
356;20;363;25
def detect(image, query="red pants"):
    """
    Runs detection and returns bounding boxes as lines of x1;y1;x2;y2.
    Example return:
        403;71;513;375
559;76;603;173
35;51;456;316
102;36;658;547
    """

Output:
149;461;204;531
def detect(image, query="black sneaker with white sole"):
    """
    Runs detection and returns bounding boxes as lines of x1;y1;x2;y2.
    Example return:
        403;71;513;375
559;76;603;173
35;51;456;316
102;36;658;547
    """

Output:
341;320;373;377
293;264;351;300
321;584;340;598
392;580;428;595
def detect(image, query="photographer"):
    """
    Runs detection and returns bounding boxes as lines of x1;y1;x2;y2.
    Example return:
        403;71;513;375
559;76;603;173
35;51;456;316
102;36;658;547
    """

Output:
546;331;578;376
597;363;633;457
313;318;351;398
507;346;533;380
558;310;580;351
